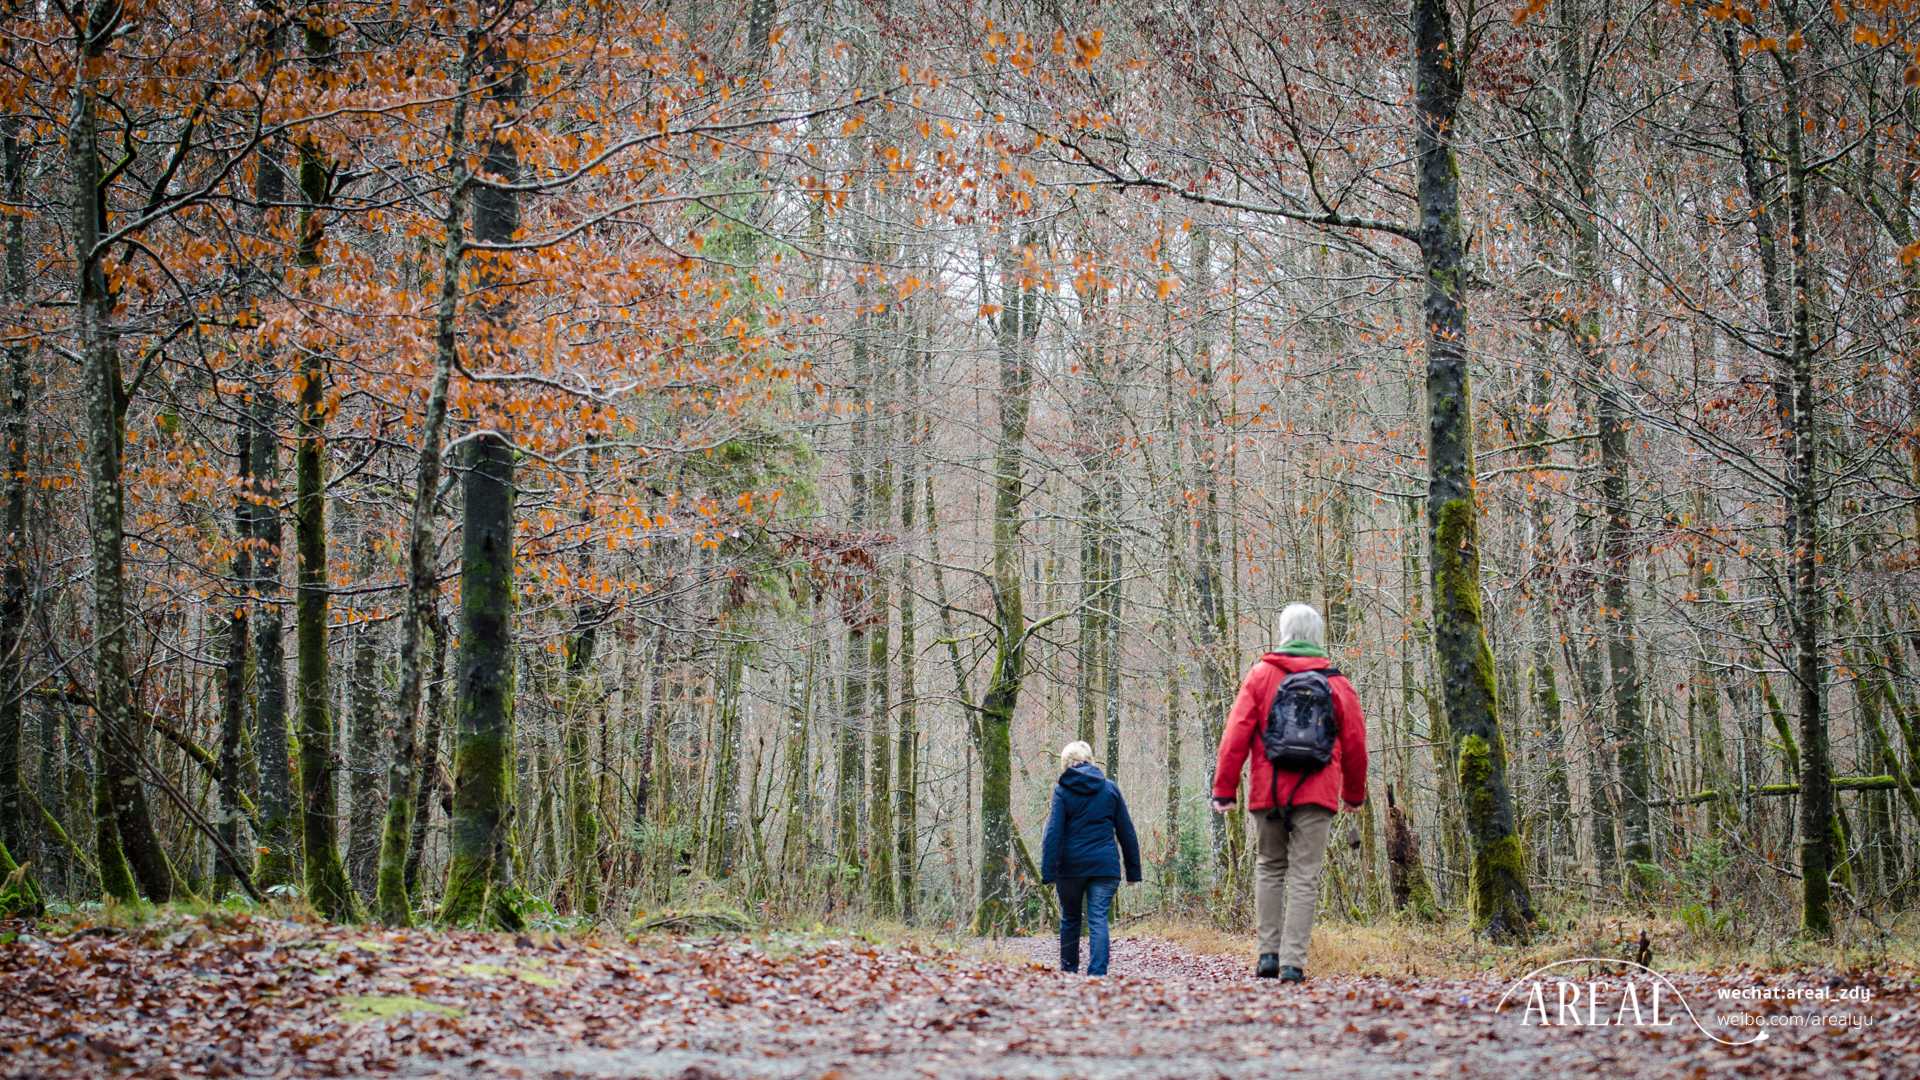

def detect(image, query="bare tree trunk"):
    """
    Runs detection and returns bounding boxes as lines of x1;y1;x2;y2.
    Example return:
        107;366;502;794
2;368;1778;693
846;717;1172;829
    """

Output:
636;620;668;830
1777;19;1829;936
1523;341;1571;878
403;611;449;901
377;46;474;925
72;19;174;903
867;344;895;913
1555;2;1648;892
840;274;870;888
781;630;815;878
0;118;41;909
895;328;925;919
252;396;294;887
214;419;253;899
346;607;382;902
287;9;356;922
971;240;1040;936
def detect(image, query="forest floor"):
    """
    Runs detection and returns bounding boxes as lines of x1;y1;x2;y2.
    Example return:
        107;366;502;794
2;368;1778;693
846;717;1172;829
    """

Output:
2;909;1917;1079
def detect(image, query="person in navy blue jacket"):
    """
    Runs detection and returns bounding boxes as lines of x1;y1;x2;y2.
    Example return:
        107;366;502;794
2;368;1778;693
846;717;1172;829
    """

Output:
1039;740;1142;975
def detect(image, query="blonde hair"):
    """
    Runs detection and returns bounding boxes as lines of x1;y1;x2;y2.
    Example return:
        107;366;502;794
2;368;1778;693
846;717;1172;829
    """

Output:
1279;602;1326;647
1060;740;1094;768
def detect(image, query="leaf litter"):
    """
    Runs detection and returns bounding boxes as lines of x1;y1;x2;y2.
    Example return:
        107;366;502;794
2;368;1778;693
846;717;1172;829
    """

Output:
2;913;1916;1078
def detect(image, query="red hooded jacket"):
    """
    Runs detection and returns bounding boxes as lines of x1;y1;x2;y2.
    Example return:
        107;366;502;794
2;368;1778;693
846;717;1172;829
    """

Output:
1212;651;1368;813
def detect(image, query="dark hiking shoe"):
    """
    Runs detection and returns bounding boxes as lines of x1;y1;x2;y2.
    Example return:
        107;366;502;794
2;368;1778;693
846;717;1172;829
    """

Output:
1256;954;1280;979
1279;966;1305;983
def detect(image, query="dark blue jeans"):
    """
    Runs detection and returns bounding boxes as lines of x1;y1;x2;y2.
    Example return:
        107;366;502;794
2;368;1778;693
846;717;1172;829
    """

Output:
1056;875;1120;975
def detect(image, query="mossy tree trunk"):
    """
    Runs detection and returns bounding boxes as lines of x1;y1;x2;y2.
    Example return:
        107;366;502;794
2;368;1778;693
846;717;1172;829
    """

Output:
403;611;449;902
840;277;870;890
706;641;744;881
214;418;254;900
0;132;35;915
346;592;382;903
867;347;895;915
1688;491;1733;837
285;4;357;922
780;625;814;878
1186;224;1238;887
442;433;523;929
1102;476;1124;781
379;51;473;926
1597;382;1648;887
1568;502;1615;879
1522;347;1572;876
970;241;1040;937
1719;17;1811;918
1384;784;1437;920
294;345;353;919
1412;0;1532;940
1777;22;1830;938
441;32;525;927
72;17;176;904
563;496;601;916
635;620;667;831
1161;577;1182;883
242;7;295;900
0;118;37;894
1075;369;1106;752
290;135;356;922
251;395;294;887
895;331;926;919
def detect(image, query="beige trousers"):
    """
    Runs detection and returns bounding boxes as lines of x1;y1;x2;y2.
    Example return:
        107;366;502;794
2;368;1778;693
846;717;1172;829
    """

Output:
1253;804;1336;968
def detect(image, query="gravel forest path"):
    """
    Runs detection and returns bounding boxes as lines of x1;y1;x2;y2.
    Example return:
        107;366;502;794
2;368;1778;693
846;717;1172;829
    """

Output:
3;917;1915;1079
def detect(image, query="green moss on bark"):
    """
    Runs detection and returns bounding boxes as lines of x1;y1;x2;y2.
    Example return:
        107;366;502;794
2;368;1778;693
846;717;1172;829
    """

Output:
295;354;357;923
0;838;42;918
93;752;136;904
1457;734;1533;941
440;434;521;932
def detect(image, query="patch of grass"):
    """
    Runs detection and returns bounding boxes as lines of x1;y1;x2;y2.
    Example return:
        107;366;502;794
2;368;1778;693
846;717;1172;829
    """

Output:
457;961;566;987
333;995;464;1023
629;907;753;935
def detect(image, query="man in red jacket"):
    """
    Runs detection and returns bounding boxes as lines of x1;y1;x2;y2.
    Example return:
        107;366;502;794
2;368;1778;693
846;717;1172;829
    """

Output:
1211;603;1368;983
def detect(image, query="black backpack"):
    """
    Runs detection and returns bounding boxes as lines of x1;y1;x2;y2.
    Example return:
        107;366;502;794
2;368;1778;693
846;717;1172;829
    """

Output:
1258;665;1341;829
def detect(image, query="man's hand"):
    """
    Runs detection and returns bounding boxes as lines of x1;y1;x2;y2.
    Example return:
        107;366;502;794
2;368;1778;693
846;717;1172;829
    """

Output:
1210;796;1236;813
1339;799;1357;814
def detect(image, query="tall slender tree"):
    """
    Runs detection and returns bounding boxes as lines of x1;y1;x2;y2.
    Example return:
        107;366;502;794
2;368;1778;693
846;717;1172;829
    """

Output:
1411;0;1533;938
72;0;175;903
971;237;1041;935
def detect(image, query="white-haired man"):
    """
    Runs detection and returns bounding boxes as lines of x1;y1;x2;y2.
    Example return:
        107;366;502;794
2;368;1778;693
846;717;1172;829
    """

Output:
1210;603;1368;982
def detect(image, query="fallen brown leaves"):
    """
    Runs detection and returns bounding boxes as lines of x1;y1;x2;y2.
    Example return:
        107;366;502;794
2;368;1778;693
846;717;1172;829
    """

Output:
0;913;1034;1079
2;916;1918;1079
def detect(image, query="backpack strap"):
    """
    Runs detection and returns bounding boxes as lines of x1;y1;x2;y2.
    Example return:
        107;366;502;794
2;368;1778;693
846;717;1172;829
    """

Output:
1267;773;1310;832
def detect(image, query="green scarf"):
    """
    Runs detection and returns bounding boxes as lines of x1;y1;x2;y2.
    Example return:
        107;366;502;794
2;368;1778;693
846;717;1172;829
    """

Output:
1276;639;1328;658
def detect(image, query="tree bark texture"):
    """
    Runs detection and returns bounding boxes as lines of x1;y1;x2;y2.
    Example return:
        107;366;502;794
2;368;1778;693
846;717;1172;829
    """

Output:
1412;0;1533;940
378;51;472;925
970;246;1039;936
73;38;175;904
443;433;523;930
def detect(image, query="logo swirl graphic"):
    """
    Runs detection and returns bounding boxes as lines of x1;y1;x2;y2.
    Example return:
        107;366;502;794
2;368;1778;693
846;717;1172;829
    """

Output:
1493;958;1768;1046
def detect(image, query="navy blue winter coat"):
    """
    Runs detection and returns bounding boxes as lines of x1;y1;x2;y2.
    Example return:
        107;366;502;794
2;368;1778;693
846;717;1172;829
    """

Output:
1040;763;1143;884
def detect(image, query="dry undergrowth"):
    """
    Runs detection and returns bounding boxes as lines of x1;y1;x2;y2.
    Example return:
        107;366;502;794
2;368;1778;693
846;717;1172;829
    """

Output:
1124;909;1920;981
1127;915;1486;977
